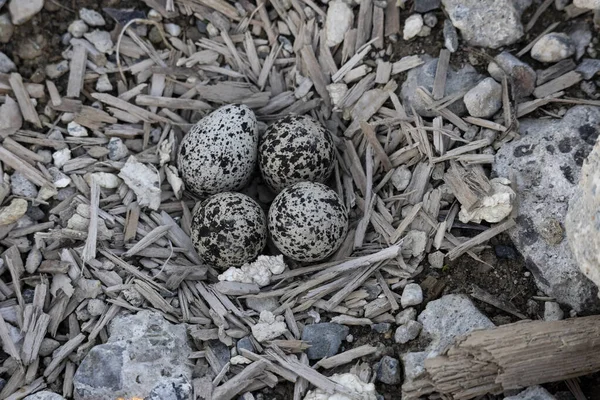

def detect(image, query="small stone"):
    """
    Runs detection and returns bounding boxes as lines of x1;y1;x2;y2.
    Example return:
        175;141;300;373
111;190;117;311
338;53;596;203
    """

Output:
394;320;422;344
251;310;288;342
45;60;69;79
84;30;113;54
544;301;564;321
401;283;423;308
0;198;28;226
489;51;536;97
96;74;113;92
494;244;518;260
123;288;143;307
53;148;71;168
443;19;459;52
11;172;38;198
414;0;440;12
38;338;60;357
301;322;349;360
246;297;279;313
8;0;44;25
67;121;88;137
423;12;437;27
463;77;502;118
574;0;600;8
505;386;557;400
17;34;46;60
164;23;181;37
79;8;105;26
391;165;411;191
531;33;576;63
427;251;445;269
327;83;349;107
236;336;255;354
118;156;161;210
68;19;88;38
87;172;120;189
87;299;107;317
371;323;391;334
0;51;15;73
417;25;431;37
458;177;516;224
107;137;129;161
325;1;353;47
576;58;600;79
0;13;14;43
376;356;402;385
395;307;417;325
402;230;427;258
403;14;423;41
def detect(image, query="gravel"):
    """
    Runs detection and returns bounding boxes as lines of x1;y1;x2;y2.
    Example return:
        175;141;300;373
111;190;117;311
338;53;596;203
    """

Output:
301;323;349;360
376;356;402;385
394;320;423;344
463;77;502;118
531;33;576;63
401;283;423;308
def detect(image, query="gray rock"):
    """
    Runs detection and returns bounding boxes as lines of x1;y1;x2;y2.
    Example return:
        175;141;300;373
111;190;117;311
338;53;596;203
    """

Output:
394;320;422;344
441;0;523;49
531;33;576;63
207;340;230;370
401;351;427;385
73;311;193;400
301;323;349;360
504;386;556;400
574;0;600;9
236;336;255;354
568;24;592;60
401;283;423;307
414;0;440;12
423;12;437;27
371;322;391;334
11;171;38;198
0;51;15;73
400;57;482;117
23;391;66;400
488;51;536;97
107;137;129;161
544;301;564;321
146;378;192;400
79;8;105;26
8;0;44;24
494;106;600;312
464;77;502;118
38;338;60;357
246;296;279;313
395;308;417;325
68;20;88;38
0;13;14;43
576;58;600;79
443;19;459;52
376;356;402;385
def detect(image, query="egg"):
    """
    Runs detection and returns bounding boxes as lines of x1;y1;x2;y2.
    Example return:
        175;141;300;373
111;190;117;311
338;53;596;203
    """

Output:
258;115;335;192
177;104;258;197
268;182;348;262
191;192;267;268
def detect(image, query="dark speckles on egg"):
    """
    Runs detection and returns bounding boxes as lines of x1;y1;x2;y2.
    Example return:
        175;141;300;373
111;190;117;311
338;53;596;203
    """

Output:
258;115;335;193
191;192;267;268
268;182;348;262
177;105;258;197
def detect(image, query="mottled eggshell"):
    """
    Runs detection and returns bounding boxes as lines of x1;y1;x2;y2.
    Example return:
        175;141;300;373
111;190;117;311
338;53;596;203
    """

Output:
268;182;348;262
191;192;267;268
258;115;335;192
178;104;258;197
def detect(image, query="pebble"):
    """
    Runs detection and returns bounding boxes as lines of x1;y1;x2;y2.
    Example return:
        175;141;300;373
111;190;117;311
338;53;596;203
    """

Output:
494;244;518;260
371;322;391;334
84;30;114;54
574;0;600;8
576;58;600;79
544;301;564;321
48;167;71;188
52;148;71;168
87;299;107;316
394;320;422;344
463;77;503;118
427;251;445;269
443;19;459;52
403;14;423;41
236;336;255;354
0;198;28;226
96;74;113;92
251;311;288;342
0;51;15;73
38;338;60;357
79;8;105;26
423;12;437;27
403;230;427;258
67;121;88;137
325;0;353;47
395;307;417;325
391;165;412;191
11;172;38;198
164;22;181;37
8;0;44;25
88;172;120;189
107;137;129;160
505;386;557;400
376;356;402;385
531;33;576;63
0;13;14;43
401;283;423;308
489;51;536;97
417;25;431;37
68;19;88;38
301;322;349;360
45;60;69;79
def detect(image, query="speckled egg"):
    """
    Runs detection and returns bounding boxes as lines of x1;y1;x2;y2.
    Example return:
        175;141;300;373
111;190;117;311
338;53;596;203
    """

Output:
178;104;258;197
191;192;267;268
258;115;335;192
268;182;348;262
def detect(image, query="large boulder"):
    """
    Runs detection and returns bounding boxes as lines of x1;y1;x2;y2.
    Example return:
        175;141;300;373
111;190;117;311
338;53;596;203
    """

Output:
494;106;600;312
73;311;193;400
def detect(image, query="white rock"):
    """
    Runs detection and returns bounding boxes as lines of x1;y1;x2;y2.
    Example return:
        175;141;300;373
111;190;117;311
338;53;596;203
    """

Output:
50;274;74;297
531;32;575;63
394;320;422;344
8;0;44;25
463;77;502;118
0;96;21;137
87;299;106;316
87;172;121;189
574;0;600;9
325;1;354;47
417;25;431;37
251;311;288;342
218;255;286;287
403;230;427;258
60;113;75;123
10;171;37;198
544;301;564;321
428;251;445;269
401;283;423;308
403;14;423;41
0;198;27;226
0;51;16;73
230;355;252;365
164;23;181;37
391;165;411;191
148;9;162;21
48;167;71;188
96;74;112;92
52;148;71;168
327;83;348;108
118;156;161;210
108;137;129;161
458;177;516;223
68;20;88;38
84;30;114;54
45;60;69;79
67;121;88;137
395;307;417;325
79;8;105;26
303;373;378;400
